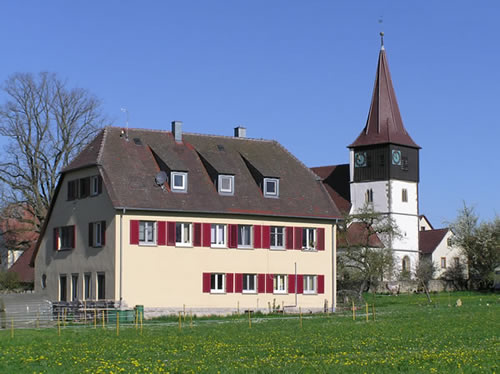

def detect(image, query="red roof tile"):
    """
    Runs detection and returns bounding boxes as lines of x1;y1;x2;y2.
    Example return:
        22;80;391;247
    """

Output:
419;228;448;254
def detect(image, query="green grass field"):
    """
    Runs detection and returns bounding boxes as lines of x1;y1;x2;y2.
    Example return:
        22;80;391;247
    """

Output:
0;292;498;373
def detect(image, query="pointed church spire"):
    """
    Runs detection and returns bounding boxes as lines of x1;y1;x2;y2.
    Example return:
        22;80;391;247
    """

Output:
349;38;420;149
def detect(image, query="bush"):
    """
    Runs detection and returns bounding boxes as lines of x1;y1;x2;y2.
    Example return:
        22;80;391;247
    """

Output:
0;271;21;290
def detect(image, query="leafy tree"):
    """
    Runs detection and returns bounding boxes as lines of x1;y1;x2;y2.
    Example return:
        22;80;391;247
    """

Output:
0;72;107;238
441;261;467;290
449;204;500;289
337;204;400;299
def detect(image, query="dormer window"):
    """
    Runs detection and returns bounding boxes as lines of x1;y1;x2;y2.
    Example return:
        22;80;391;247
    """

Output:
218;175;234;196
171;172;188;193
263;178;279;198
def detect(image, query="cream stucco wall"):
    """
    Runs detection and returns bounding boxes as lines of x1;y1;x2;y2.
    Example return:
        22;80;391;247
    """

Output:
117;212;336;311
34;167;116;301
431;230;465;278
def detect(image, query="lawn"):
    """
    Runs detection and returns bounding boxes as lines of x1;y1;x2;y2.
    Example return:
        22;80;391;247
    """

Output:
0;292;498;373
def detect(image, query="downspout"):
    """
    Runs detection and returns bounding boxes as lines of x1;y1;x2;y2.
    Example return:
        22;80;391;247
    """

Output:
332;222;337;313
284;262;298;309
119;208;125;308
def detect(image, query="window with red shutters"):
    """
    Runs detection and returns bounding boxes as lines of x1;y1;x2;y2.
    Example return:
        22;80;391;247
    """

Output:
257;274;266;293
202;273;211;293
226;273;234;293
157;221;166;245
285;227;294;250
297;274;304;294
317;228;325;251
228;224;238;248
318;275;325;294
288;274;296;293
294;227;302;250
202;223;211;247
266;274;274;294
262;226;270;249
193;223;202;246
130;220;139;245
235;273;243;293
167;221;175;246
253;225;262;248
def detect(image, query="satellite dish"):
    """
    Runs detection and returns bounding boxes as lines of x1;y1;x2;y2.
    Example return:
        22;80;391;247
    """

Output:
155;171;167;186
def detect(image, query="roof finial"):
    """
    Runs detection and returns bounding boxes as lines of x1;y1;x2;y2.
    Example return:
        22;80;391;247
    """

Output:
380;31;385;50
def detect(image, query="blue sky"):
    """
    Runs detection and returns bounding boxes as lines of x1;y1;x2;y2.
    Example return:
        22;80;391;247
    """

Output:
0;1;498;226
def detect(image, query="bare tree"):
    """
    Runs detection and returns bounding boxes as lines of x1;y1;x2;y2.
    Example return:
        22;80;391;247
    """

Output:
0;72;107;234
415;257;436;302
337;204;400;299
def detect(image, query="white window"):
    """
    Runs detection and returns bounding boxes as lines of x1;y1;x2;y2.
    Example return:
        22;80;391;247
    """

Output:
139;221;156;245
71;274;79;301
175;222;192;246
263;178;279;198
90;175;100;196
171;171;188;193
270;226;285;249
441;257;446;269
365;189;374;203
303;275;317;294
242;274;257;293
59;226;75;250
218;175;234;195
84;273;91;300
210;273;225;293
93;221;102;247
238;225;252;248
302;228;317;250
273;274;287;294
211;224;227;248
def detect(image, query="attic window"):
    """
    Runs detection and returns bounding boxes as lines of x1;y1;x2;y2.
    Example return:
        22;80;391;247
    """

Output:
218;175;234;195
133;138;143;146
171;172;188;193
263;178;279;198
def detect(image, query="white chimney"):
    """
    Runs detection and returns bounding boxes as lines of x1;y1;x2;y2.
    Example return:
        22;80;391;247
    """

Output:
172;121;183;143
234;126;246;138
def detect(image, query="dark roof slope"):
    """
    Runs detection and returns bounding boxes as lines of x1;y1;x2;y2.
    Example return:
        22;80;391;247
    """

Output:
419;228;448;254
64;127;342;219
311;164;351;214
349;47;420;149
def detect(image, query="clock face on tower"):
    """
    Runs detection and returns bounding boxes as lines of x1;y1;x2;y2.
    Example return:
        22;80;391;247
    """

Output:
354;152;367;168
392;150;402;166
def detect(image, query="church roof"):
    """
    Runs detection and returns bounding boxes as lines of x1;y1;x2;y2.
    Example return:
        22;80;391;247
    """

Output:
349;46;420;149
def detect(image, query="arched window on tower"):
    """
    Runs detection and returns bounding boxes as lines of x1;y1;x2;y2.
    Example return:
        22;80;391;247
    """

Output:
402;256;411;273
365;189;374;203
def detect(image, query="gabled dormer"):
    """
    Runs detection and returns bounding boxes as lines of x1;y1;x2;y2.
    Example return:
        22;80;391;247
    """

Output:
241;155;280;198
150;147;189;193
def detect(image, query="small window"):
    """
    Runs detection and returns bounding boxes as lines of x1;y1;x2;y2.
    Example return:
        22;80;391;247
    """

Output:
210;273;225;293
90;175;100;196
401;156;409;171
270;226;285;249
59;275;67;301
97;273;106;300
218;175;234;196
84;273;91;300
273;274;287;294
56;226;75;250
303;275;317;294
67;180;79;201
302;228;317;250
175;222;192;246
402;256;411;272
211;224;227;248
447;238;453;247
421;226;426;231
71;274;79;301
171;172;188;193
139;221;156;245
237;225;252;248
242;274;257;293
41;274;47;289
365;189;374;203
93;221;103;247
263;178;279;198
441;257;446;269
402;189;408;202
79;177;90;198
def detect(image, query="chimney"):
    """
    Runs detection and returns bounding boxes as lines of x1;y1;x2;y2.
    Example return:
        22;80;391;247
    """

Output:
172;121;183;143
234;126;246;138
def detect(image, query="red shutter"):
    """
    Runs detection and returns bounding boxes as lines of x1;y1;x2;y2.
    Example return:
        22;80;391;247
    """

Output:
226;273;234;293
235;273;243;293
193;223;202;246
72;225;76;248
294;227;302;250
253;225;262;248
318;275;325;294
202;223;211;247
288;274;296;293
53;228;59;250
317;228;325;251
257;274;266;293
262;226;271;249
157;221;166;245
297;274;304;294
88;222;93;247
202;273;211;293
130;220;139;245
167;221;176;246
101;221;106;246
285;227;294;250
266;274;274;294
228;224;237;248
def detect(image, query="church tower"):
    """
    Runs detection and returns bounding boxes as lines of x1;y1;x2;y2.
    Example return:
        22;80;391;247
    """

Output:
348;35;420;276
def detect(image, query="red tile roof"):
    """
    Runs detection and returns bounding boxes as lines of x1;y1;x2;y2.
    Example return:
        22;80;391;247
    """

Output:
349;48;420;149
311;164;351;214
419;228;448;254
